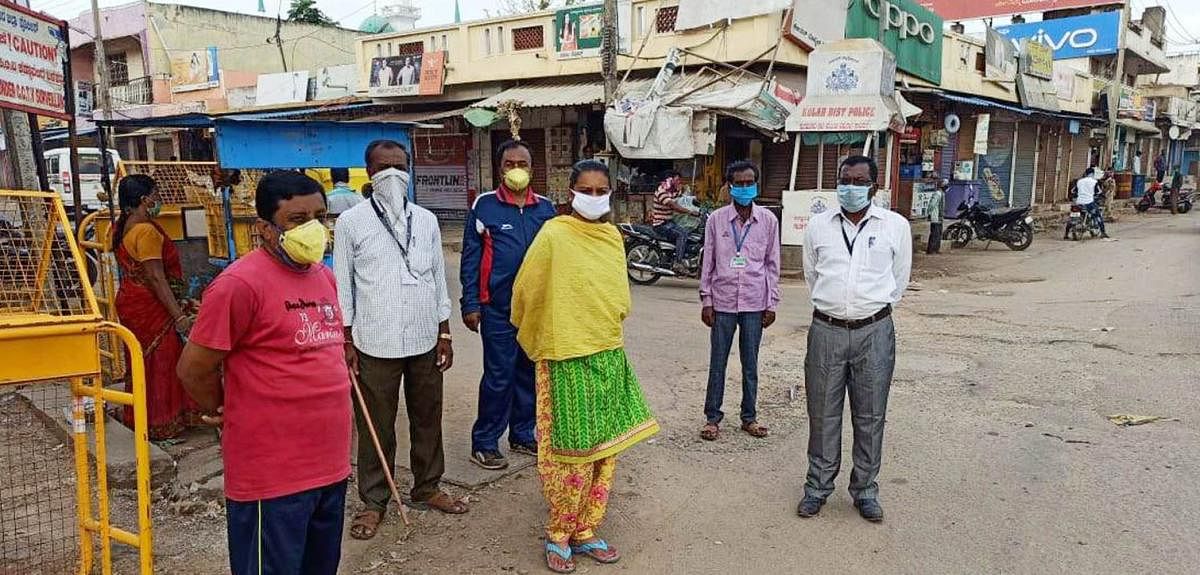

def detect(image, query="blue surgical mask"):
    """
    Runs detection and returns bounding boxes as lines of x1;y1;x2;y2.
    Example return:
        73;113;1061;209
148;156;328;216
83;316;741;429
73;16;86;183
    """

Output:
837;184;872;212
730;183;758;206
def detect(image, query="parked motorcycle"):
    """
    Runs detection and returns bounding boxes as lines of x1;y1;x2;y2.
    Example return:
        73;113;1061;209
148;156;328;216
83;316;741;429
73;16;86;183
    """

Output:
618;211;708;285
942;197;1034;251
1135;182;1193;213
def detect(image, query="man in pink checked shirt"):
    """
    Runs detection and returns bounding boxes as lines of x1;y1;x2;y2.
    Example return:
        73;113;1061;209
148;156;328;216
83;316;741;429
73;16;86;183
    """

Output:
698;160;781;442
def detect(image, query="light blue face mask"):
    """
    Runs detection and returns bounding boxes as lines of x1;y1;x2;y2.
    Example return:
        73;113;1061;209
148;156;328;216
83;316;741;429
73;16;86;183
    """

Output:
837;184;872;212
730;183;759;206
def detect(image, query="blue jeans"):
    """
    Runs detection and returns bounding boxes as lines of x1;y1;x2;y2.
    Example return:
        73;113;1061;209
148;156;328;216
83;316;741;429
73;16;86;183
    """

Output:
704;311;764;424
653;221;689;264
226;479;347;575
1084;202;1107;235
471;305;536;452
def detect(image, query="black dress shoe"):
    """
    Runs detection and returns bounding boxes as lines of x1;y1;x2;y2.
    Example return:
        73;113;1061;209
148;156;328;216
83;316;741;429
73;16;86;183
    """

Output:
796;496;825;518
854;499;884;522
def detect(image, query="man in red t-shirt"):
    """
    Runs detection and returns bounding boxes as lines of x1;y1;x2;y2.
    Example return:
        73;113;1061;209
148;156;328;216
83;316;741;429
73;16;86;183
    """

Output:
178;171;350;575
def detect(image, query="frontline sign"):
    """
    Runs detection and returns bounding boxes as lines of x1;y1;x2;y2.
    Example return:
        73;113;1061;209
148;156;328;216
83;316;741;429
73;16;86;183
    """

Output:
995;12;1119;60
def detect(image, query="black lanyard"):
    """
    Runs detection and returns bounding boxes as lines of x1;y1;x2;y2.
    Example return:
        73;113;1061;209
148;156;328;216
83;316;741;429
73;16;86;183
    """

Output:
839;215;870;256
370;198;416;275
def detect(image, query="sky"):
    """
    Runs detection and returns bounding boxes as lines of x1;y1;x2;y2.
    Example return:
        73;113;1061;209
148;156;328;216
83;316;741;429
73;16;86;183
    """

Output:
26;0;1200;53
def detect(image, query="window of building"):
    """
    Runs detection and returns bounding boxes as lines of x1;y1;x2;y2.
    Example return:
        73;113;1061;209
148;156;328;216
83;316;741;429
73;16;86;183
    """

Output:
636;6;645;37
442;34;448;54
387;42;393;56
106;52;129;85
512;25;544;51
485;28;493;56
655;6;678;33
398;41;424;55
376;44;382;57
498;26;505;53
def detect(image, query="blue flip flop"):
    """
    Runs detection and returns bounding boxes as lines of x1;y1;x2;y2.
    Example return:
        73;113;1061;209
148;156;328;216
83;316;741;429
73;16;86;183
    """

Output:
571;539;620;564
545;542;575;573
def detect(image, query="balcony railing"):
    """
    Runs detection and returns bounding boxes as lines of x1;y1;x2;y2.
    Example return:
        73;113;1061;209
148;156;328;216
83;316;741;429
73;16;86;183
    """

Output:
100;76;154;107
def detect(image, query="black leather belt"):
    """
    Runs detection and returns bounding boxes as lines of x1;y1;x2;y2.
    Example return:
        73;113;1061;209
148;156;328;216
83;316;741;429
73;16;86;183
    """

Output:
813;305;892;330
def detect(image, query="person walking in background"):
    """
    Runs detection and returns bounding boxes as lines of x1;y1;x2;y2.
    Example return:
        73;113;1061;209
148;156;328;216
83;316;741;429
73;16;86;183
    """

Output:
112;174;199;440
336;140;468;542
651;170;701;274
461;139;556;471
177;171;350;575
698;160;779;442
1155;151;1167;183
326;167;364;218
926;179;946;255
798;155;911;523
510;160;658;574
1169;168;1182;214
1132;150;1143;176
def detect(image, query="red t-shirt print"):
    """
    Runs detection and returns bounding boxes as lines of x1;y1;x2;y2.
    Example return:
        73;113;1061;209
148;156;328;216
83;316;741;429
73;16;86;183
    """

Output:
189;249;352;502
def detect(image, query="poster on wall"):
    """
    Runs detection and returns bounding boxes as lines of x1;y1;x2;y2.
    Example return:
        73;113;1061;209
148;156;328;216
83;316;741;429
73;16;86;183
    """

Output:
973;113;990;156
781;190;837;246
0;2;69;120
368;51;445;97
554;4;604;59
170;47;219;93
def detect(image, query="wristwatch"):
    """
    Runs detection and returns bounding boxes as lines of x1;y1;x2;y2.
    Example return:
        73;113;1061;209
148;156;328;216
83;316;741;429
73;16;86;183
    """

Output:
438;333;453;342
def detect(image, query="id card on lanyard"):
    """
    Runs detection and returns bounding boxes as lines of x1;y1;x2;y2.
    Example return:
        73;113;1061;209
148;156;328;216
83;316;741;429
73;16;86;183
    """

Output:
370;198;418;283
730;219;752;269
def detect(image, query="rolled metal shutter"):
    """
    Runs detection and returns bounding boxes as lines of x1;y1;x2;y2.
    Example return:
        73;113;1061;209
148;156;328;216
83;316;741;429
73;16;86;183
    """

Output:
1011;123;1038;207
941;129;959;179
764;138;796;199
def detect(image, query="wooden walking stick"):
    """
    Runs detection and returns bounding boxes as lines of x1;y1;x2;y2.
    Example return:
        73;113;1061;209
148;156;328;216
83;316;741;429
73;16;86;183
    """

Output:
349;370;412;526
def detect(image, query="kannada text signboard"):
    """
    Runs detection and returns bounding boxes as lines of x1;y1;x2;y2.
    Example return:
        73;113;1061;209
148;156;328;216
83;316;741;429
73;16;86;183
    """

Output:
0;2;68;120
845;0;943;85
555;4;604;60
1022;39;1053;80
995;12;1120;60
916;0;1114;21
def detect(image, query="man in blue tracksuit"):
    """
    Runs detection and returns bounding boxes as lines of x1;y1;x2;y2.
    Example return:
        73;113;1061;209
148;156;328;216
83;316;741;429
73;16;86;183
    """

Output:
461;139;557;470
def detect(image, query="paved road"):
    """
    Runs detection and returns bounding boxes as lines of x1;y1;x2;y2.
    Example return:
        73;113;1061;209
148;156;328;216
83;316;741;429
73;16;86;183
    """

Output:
312;212;1199;574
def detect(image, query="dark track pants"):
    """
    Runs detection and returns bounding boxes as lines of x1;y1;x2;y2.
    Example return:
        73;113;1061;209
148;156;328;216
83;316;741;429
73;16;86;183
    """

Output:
226;479;347;575
471;305;536;453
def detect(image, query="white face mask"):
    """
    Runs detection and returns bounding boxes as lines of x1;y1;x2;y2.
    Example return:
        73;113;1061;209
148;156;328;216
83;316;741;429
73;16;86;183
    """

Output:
571;191;611;221
371;168;410;217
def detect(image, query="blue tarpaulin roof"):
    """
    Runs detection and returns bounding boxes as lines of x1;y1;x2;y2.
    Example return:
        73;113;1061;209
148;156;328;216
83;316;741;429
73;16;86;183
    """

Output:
214;119;413;169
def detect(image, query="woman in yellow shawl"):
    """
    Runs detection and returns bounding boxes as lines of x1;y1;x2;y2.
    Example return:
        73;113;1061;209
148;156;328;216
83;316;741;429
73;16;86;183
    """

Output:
511;160;658;573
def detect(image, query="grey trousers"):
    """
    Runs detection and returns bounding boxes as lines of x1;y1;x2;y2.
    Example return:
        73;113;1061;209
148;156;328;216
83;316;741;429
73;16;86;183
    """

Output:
803;315;896;501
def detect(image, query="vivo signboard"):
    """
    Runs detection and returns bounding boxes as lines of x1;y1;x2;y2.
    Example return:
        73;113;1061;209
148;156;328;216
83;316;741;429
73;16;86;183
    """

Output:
995;12;1120;60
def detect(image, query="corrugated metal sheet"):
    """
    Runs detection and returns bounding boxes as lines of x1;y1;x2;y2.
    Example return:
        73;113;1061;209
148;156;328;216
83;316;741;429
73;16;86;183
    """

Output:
472;81;608;109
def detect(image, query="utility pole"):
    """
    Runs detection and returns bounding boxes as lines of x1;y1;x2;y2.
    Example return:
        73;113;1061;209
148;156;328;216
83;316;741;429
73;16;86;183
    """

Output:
1105;2;1129;170
600;0;618;106
90;0;116;215
274;15;288;72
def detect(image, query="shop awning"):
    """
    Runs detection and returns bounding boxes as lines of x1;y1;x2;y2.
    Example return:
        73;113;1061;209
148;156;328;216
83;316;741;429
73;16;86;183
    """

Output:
471;81;609;109
938;92;1032;116
355;107;471;123
1116;118;1161;136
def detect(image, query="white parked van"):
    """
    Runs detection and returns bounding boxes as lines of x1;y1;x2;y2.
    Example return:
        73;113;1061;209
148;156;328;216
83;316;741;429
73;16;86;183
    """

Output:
44;148;121;211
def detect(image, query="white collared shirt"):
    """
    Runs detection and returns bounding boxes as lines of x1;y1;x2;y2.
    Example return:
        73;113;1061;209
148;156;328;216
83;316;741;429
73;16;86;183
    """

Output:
1075;176;1098;205
333;199;452;359
803;205;912;320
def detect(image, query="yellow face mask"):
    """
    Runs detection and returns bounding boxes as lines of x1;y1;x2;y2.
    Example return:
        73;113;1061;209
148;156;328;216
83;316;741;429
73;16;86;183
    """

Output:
504;167;531;192
277;219;328;266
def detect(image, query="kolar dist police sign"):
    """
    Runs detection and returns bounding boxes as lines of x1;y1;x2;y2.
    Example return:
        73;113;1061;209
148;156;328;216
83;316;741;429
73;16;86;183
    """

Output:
995;12;1119;60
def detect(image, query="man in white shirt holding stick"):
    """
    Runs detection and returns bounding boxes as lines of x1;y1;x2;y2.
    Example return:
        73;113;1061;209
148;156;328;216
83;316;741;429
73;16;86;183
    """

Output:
798;155;911;523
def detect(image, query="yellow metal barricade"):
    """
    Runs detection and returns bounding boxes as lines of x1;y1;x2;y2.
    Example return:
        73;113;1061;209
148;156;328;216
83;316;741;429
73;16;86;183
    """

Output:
0;190;153;574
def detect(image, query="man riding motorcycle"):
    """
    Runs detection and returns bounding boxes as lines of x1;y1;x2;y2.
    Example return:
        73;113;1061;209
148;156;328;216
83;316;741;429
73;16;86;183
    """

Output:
1069;167;1109;239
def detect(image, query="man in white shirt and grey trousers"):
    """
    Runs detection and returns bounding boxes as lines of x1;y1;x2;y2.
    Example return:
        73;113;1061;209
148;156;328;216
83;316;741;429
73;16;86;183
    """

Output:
798;155;912;523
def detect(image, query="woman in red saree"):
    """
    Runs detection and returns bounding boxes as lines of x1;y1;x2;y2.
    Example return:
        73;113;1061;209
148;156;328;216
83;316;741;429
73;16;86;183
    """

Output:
112;174;198;440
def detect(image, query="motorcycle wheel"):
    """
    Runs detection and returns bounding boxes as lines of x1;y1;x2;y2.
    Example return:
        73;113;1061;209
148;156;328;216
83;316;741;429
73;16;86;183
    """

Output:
1180;202;1193;214
1135;202;1150;213
1005;223;1034;251
945;223;972;248
626;242;664;286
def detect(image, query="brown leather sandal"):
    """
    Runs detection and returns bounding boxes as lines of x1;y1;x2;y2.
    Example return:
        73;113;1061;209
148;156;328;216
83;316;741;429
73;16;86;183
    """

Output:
349;509;383;540
700;422;719;441
741;421;770;438
411;491;469;514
